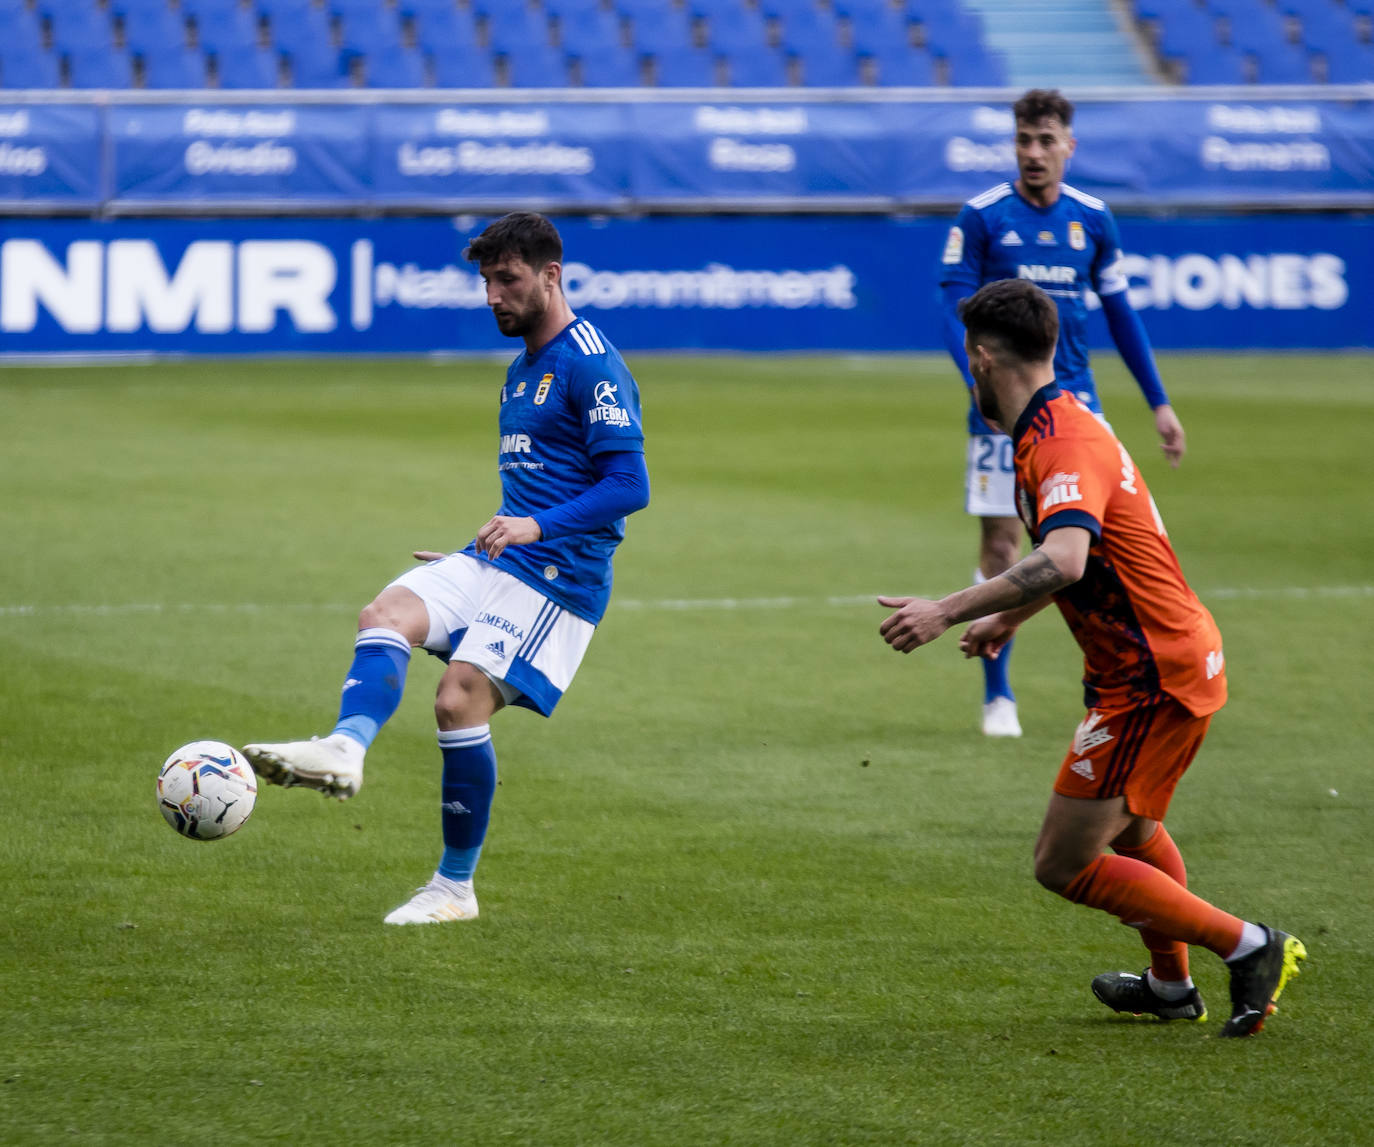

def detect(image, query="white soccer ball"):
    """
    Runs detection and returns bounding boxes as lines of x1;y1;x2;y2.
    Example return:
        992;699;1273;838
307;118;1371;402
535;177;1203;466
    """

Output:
157;740;258;841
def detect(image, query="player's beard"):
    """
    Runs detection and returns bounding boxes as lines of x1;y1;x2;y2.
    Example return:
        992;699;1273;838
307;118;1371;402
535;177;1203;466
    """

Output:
972;374;1005;432
494;292;548;338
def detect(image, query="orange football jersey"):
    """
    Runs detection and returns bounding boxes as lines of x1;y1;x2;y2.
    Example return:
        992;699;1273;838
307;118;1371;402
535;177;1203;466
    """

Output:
1012;385;1227;717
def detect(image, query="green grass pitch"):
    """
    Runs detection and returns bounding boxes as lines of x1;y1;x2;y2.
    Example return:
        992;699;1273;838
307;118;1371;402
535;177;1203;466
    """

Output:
2;352;1372;1146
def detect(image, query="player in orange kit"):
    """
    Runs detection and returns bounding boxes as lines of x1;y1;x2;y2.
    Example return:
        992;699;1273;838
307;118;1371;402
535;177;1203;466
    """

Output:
878;278;1304;1037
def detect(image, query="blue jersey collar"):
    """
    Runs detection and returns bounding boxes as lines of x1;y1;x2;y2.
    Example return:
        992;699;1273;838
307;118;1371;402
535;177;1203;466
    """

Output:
1011;383;1063;446
521;316;583;365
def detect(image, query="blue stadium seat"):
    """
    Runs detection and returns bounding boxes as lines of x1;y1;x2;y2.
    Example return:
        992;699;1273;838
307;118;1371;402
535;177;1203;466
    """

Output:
192;6;261;55
566;40;640;85
266;1;342;83
121;6;189;55
499;43;569;86
1247;41;1314;82
696;4;770;54
213;45;280;87
1320;42;1374;81
1221;5;1289;54
108;0;177;18
429;48;497;86
1290;2;1359;54
860;42;934;85
1175;44;1247;82
47;10;118;54
625;7;693;55
788;42;861;86
547;0;607;17
410;6;481;56
0;46;60;87
1155;5;1218;57
65;44;135;87
140;48;206;87
650;45;715;85
0;4;45;52
773;4;842;54
848;7;915;57
834;0;903;16
362;46;428;87
941;42;1008;86
336;7;405;56
484;6;553;55
716;46;788;85
558;5;622;54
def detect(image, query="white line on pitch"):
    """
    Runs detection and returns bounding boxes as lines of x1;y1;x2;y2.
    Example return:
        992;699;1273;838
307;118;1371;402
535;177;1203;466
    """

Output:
1;585;1372;620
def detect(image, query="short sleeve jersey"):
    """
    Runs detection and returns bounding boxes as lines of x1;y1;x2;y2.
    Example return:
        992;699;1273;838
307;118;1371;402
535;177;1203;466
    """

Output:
462;317;645;624
939;182;1130;431
1011;384;1226;718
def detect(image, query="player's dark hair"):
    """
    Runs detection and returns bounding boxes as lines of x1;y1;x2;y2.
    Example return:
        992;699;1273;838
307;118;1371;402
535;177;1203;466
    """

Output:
959;279;1059;364
464;212;563;269
1013;88;1074;129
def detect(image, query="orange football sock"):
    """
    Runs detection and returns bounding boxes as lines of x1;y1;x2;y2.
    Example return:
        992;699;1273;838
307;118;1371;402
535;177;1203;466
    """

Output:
1115;824;1190;983
1062;854;1244;960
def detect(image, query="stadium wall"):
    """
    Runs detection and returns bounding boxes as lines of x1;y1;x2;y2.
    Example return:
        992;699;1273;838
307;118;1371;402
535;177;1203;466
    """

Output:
1;89;1370;354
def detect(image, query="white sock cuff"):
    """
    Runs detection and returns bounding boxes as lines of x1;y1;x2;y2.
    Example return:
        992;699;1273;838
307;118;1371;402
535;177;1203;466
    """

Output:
356;627;412;654
437;725;492;749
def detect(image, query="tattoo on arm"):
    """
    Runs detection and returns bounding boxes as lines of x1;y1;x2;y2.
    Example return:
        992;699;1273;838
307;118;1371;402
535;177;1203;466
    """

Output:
1002;550;1067;605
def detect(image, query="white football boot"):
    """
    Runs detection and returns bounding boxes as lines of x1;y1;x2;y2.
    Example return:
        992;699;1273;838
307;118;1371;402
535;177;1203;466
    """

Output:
242;733;364;800
384;877;479;925
981;696;1023;738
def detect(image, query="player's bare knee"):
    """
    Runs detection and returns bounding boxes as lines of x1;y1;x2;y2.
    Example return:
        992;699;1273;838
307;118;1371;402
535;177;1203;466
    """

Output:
434;665;500;729
358;587;427;642
1034;845;1089;895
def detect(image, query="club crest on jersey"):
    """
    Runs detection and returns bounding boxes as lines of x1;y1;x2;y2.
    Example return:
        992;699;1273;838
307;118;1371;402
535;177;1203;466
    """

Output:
589;380;631;427
942;225;964;264
534;373;553;405
1069;221;1086;250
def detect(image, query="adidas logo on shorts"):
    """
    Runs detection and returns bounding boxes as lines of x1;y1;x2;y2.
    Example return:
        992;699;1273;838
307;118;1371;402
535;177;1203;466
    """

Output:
1070;759;1096;781
485;640;505;659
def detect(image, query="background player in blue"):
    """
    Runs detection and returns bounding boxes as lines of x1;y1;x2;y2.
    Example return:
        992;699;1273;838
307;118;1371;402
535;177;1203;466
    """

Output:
244;212;649;925
938;88;1185;739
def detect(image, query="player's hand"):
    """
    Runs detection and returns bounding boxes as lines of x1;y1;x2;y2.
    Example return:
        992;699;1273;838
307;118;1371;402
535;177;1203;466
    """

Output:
1154;404;1186;468
959;615;1018;661
475;515;542;561
877;596;952;654
412;550;447;562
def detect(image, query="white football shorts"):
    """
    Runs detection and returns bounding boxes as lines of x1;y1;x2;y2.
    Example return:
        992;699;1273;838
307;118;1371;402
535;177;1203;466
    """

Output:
965;432;1017;518
390;552;595;717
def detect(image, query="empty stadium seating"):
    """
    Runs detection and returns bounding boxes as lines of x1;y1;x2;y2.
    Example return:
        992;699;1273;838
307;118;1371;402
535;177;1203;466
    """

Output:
0;0;1366;89
1134;0;1374;83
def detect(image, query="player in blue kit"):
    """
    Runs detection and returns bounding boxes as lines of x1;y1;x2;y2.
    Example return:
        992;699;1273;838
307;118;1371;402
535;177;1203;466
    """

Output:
244;212;649;925
938;89;1185;738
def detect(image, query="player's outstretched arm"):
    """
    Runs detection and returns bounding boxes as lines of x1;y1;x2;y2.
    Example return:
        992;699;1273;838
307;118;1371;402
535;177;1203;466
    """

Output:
878;528;1090;654
1099;290;1185;467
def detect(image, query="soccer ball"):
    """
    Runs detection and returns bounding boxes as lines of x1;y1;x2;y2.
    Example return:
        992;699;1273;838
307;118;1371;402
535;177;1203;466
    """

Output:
157;740;258;841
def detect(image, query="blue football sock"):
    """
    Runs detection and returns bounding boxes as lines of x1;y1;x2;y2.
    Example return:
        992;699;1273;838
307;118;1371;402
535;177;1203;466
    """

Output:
331;627;411;750
436;725;497;882
982;636;1016;703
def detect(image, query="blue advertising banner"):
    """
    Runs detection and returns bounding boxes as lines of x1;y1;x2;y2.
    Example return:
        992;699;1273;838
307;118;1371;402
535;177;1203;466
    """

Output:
1;93;1370;211
0;105;103;207
370;103;630;207
0;214;1368;355
108;104;369;205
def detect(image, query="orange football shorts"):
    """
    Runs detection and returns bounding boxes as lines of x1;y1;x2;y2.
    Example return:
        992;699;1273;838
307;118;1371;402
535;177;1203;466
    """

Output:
1053;695;1211;821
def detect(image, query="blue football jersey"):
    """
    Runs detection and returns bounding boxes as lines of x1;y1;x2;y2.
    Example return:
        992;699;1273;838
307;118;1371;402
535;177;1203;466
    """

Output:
939;181;1129;431
463;316;645;624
